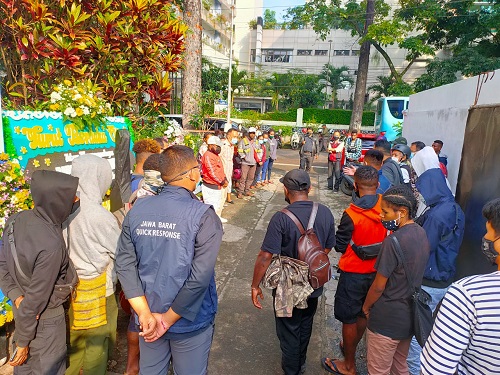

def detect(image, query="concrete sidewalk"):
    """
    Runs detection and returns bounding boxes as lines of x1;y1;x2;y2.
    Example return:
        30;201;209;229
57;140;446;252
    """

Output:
207;152;368;375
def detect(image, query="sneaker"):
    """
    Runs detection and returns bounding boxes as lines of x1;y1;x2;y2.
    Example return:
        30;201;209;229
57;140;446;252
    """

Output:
333;189;339;193
219;217;228;223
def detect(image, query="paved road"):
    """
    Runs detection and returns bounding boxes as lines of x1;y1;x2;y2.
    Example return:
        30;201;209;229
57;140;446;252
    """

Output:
0;148;369;375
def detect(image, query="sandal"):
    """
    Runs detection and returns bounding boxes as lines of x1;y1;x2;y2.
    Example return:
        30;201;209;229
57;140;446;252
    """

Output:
321;358;346;375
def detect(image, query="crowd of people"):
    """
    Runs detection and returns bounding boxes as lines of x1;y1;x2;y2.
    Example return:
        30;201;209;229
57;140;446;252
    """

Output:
0;125;498;375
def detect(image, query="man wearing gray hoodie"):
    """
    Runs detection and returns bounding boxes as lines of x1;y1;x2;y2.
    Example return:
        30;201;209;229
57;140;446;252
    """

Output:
66;154;120;375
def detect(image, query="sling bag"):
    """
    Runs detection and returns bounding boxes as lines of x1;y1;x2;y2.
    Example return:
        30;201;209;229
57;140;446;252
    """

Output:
7;217;79;303
391;235;433;347
281;202;331;289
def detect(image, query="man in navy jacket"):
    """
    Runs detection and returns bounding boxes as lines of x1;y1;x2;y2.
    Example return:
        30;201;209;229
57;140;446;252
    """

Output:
116;145;223;375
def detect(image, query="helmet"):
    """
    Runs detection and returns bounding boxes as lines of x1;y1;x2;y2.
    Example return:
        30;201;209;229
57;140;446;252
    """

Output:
392;144;411;160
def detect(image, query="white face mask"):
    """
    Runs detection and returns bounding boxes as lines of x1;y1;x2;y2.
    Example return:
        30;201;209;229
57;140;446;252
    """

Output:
392;156;400;163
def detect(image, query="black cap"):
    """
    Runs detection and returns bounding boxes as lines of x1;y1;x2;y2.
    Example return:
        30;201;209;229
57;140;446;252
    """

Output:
279;169;311;191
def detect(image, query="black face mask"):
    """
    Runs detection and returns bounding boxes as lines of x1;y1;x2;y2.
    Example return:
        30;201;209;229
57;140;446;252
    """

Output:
71;200;80;215
482;237;499;264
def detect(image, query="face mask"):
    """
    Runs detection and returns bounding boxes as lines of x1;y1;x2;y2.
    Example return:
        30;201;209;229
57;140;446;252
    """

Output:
269;135;274;139
215;146;221;154
333;136;339;140
231;138;238;145
410;152;415;159
259;140;264;144
482;237;499;264
71;200;80;215
264;139;268;143
381;212;401;231
391;156;400;163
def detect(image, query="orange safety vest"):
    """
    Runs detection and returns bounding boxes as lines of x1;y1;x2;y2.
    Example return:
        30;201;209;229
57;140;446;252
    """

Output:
338;195;388;274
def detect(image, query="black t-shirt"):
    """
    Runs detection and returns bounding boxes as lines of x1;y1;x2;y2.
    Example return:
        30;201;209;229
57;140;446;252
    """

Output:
368;223;430;339
261;200;336;298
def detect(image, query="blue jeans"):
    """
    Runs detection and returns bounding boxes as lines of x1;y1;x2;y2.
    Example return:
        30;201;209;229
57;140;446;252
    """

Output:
266;158;274;181
259;159;270;182
407;285;448;375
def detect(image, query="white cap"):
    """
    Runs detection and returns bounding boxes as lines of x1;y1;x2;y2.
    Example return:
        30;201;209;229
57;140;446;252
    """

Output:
248;127;257;133
207;136;222;146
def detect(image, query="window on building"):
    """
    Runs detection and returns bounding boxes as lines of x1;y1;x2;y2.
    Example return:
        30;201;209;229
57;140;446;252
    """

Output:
351;50;360;56
334;50;350;56
297;50;312;56
314;50;328;56
251;49;256;62
262;49;293;63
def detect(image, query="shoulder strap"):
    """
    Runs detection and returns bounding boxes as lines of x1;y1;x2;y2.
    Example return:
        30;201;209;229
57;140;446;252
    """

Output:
307;202;319;230
281;208;305;235
391;235;416;292
7;219;30;283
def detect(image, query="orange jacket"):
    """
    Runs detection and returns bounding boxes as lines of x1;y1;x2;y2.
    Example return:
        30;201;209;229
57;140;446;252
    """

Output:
338;195;387;274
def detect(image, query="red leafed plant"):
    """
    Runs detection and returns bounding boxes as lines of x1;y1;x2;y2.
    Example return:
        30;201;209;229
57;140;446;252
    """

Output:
0;0;187;119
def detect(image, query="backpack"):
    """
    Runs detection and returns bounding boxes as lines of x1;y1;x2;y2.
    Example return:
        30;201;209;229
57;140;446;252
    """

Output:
281;202;331;289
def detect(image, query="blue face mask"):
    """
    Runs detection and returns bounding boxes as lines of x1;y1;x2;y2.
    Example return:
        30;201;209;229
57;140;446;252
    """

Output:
231;138;238;145
259;140;264;145
264;139;268;143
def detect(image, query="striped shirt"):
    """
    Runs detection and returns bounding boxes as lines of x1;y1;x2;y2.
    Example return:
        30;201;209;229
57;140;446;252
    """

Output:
421;271;500;375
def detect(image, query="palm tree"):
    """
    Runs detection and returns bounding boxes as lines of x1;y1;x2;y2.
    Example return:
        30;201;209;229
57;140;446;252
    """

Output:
367;75;395;102
319;64;354;106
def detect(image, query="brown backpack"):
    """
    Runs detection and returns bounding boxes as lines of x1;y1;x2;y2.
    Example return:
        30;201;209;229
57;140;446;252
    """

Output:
281;202;331;289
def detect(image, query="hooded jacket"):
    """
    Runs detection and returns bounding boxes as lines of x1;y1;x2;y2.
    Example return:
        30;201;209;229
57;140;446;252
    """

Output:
416;168;465;287
336;195;387;274
0;170;79;347
66;154;120;297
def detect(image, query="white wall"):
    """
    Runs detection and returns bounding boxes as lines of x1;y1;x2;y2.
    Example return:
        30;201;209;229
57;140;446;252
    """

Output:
403;70;500;193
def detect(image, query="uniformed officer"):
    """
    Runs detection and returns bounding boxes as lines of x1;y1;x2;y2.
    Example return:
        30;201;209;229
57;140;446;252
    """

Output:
116;145;223;375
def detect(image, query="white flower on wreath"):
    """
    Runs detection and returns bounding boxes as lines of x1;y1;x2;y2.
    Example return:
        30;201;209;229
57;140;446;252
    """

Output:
73;93;82;100
50;91;62;103
81;106;90;115
64;107;76;117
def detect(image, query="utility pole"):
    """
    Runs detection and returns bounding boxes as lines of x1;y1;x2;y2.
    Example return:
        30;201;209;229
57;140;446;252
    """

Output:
225;0;235;133
349;0;375;131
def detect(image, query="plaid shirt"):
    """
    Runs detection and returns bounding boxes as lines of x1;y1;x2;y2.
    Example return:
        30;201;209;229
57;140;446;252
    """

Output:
345;137;362;161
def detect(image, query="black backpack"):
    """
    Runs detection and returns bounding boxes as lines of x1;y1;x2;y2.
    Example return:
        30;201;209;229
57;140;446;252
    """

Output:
281;203;332;289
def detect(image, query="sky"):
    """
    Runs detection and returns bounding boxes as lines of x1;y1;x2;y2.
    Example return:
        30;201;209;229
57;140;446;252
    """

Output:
263;0;305;22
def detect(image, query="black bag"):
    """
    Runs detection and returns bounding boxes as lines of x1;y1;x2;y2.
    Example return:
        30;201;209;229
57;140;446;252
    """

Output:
391;236;433;347
7;218;79;303
349;240;383;260
281;203;331;289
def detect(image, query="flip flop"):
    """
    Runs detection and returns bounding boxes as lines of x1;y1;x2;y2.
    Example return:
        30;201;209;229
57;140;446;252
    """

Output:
321;358;346;375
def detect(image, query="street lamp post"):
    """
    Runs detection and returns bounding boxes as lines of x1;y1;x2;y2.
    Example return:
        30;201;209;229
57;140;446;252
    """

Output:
326;40;333;109
225;0;235;133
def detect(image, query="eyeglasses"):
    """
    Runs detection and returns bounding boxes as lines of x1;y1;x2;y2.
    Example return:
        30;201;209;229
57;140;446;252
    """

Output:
164;165;199;185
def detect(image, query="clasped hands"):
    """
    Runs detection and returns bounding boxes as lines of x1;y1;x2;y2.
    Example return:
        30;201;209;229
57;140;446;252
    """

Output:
138;312;172;343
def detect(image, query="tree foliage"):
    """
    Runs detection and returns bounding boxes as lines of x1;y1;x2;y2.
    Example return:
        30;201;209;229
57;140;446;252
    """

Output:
0;0;187;119
285;0;435;82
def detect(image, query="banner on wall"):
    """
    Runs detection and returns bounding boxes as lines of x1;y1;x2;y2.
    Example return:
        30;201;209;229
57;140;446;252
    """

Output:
2;111;131;174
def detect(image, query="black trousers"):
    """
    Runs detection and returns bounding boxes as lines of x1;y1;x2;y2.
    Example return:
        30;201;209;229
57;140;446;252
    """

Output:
274;297;319;375
299;153;313;172
327;160;342;190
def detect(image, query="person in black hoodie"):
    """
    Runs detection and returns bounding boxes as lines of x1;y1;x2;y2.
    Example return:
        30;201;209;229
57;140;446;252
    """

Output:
0;170;79;374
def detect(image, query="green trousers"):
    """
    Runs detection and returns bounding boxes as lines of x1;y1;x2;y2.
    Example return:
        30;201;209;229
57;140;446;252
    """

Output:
66;294;118;375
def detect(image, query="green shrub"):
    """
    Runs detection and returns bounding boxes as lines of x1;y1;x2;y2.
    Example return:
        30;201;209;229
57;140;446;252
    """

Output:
233;108;375;126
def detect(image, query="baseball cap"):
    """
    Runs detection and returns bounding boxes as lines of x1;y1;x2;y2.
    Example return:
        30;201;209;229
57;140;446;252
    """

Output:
248;127;257;133
207;136;222;146
279;169;311;191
